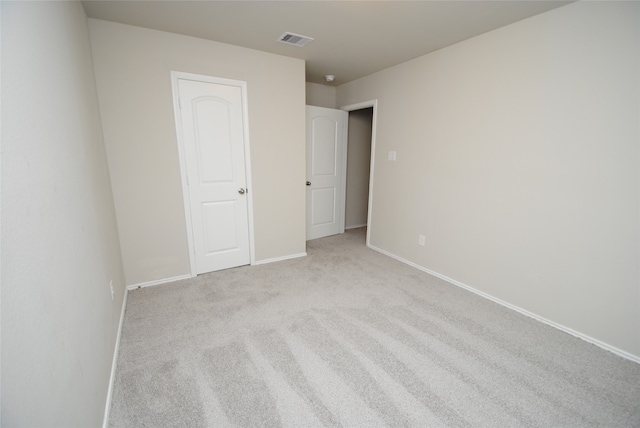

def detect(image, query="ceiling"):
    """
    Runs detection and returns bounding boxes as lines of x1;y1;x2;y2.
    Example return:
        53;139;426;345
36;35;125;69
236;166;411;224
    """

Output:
82;0;572;86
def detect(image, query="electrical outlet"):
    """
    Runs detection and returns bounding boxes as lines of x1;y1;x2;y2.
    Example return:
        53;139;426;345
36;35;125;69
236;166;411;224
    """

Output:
109;280;115;301
388;151;397;161
418;235;426;246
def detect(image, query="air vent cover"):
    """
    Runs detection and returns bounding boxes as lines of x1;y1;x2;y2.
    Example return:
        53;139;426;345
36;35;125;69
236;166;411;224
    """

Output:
277;32;314;47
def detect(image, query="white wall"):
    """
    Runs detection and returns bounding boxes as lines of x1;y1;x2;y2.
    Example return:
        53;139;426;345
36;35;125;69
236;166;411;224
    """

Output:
345;108;372;229
306;82;337;108
1;2;126;425
89;20;306;286
337;1;640;359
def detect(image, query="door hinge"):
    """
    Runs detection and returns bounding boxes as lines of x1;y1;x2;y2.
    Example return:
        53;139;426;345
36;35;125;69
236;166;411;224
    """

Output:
186;175;189;186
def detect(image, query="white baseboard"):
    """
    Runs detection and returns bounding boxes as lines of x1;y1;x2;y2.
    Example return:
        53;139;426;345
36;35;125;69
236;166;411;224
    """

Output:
254;252;307;265
102;288;128;428
127;273;192;290
125;254;309;289
368;244;640;365
346;224;367;230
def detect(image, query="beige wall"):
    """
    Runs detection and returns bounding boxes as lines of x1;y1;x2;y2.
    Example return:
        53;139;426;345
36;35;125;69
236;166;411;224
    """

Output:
306;82;337;108
89;20;306;286
337;1;640;358
345;108;373;229
1;2;126;425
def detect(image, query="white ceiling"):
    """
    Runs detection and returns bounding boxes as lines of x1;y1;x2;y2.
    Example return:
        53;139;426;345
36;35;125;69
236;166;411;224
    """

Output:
82;0;572;86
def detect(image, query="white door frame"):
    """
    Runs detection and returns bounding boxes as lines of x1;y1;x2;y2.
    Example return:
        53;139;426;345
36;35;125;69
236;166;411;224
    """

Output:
340;100;378;248
171;71;256;277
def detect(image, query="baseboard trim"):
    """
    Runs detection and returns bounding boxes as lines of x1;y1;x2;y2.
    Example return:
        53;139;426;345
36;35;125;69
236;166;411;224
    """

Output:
368;244;640;365
346;224;367;230
127;273;193;291
254;252;307;265
102;288;128;428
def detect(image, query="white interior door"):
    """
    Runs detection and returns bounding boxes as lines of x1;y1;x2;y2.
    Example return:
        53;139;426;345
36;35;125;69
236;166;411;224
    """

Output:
176;77;251;274
306;106;348;240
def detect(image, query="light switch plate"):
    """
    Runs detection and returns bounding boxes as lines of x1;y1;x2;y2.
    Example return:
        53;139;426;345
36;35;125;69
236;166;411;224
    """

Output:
388;151;397;161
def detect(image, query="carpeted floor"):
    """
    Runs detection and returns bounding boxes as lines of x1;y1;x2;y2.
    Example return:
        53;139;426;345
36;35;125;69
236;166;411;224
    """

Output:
108;228;640;427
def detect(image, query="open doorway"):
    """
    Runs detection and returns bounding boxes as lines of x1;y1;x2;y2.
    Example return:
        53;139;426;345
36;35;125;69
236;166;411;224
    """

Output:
342;101;377;247
345;108;373;229
304;99;377;246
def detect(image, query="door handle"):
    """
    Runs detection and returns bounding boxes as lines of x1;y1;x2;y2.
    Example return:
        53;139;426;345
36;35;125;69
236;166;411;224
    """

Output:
306;181;311;186
238;188;246;194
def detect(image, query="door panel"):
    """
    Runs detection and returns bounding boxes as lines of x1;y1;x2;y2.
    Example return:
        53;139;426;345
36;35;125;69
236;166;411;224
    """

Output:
312;187;336;225
202;201;239;253
178;78;251;273
195;98;234;183
306;106;347;240
311;117;338;175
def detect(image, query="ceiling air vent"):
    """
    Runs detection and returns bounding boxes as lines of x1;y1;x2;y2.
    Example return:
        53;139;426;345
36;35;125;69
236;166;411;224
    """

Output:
277;32;314;47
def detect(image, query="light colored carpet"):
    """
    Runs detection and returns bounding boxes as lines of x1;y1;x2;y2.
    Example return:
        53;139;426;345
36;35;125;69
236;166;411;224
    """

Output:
109;228;640;427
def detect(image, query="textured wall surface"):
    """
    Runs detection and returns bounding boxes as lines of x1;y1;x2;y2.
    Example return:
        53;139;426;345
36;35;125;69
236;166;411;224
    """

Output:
1;2;126;425
338;1;640;359
306;82;337;109
89;19;306;286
